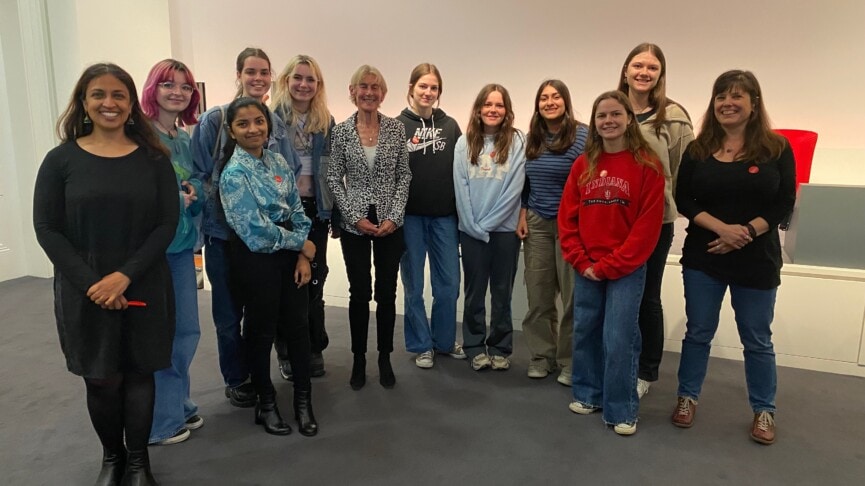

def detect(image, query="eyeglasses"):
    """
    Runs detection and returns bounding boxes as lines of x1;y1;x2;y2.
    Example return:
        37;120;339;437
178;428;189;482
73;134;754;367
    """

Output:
157;81;194;94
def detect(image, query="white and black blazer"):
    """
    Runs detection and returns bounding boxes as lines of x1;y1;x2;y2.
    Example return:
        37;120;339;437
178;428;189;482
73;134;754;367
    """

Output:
327;112;411;235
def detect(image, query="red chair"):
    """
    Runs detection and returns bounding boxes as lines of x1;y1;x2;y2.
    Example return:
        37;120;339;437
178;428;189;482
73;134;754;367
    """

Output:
774;129;818;190
773;129;818;229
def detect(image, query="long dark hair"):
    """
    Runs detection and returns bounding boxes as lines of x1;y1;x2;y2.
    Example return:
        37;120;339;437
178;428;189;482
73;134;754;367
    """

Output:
688;70;785;164
465;84;518;165
581;91;659;185
214;97;272;214
526;79;584;160
56;63;168;159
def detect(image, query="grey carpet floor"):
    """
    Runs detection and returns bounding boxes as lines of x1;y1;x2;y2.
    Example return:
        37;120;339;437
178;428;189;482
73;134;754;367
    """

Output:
1;276;863;485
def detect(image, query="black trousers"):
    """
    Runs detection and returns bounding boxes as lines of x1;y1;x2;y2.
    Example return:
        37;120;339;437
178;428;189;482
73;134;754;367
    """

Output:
276;198;330;359
339;227;404;354
229;239;311;397
638;222;674;382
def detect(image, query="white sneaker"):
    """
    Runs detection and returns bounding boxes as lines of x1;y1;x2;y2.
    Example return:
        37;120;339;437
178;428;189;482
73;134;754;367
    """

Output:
447;343;467;360
527;360;549;379
637;379;651;399
471;353;491;371
415;350;434;369
568;401;599;415
490;355;511;370
556;366;572;386
614;422;637;436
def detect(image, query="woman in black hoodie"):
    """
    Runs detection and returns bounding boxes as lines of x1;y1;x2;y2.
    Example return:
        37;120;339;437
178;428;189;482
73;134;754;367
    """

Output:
396;63;466;369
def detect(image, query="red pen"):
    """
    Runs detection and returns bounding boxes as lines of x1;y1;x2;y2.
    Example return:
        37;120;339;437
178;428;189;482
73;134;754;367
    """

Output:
127;300;148;307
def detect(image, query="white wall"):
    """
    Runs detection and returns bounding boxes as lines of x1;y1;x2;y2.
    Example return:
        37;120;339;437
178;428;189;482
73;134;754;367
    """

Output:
170;0;865;184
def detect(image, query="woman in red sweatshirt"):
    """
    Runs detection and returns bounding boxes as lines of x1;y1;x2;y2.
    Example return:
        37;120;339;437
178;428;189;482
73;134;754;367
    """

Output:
557;90;664;436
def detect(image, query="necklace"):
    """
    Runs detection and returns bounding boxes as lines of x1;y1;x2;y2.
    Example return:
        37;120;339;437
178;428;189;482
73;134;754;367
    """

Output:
154;119;177;139
357;119;378;143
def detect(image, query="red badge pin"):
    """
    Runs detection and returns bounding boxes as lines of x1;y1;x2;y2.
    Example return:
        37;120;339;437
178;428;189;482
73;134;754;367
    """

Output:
748;166;759;174
275;175;283;183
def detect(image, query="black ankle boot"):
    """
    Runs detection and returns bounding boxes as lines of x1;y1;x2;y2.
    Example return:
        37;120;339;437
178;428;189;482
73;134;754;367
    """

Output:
94;447;126;486
378;353;396;389
294;389;319;437
119;449;157;486
350;354;366;390
255;395;292;435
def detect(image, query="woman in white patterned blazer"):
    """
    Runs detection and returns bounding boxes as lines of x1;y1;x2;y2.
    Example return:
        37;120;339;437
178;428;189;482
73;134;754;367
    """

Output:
327;65;411;391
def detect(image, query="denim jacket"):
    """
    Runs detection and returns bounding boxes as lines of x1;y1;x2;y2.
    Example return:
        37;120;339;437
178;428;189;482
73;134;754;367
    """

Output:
191;103;301;240
274;105;336;220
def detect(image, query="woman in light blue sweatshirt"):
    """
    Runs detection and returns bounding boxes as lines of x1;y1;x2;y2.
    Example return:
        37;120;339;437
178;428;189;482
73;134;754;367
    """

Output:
453;83;526;372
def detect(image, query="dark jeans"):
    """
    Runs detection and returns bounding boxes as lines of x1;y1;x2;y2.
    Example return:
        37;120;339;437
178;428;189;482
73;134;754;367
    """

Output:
276;198;330;360
339;228;404;354
459;231;520;358
229;239;311;397
638;222;674;382
203;236;247;387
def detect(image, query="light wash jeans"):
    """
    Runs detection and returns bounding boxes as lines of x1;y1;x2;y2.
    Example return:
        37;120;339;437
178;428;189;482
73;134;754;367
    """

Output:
571;265;645;425
677;267;778;413
401;214;460;354
150;250;201;443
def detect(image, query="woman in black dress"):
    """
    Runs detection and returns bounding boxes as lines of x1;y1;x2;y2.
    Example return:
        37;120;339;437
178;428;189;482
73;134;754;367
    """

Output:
33;63;178;485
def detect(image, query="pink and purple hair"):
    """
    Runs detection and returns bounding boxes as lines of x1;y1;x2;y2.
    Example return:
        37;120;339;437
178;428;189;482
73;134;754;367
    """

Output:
140;59;201;126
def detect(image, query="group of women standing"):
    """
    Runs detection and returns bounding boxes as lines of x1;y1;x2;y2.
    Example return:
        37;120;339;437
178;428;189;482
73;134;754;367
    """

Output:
33;41;795;485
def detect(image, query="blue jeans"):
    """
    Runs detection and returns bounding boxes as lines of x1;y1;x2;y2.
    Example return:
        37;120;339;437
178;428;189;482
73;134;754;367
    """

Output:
571;265;645;425
401;214;460;354
204;236;247;387
150;250;201;443
677;267;778;413
460;231;520;358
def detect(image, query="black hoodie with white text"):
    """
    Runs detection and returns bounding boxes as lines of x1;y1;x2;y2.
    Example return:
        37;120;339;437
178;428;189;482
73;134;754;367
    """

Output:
396;107;462;216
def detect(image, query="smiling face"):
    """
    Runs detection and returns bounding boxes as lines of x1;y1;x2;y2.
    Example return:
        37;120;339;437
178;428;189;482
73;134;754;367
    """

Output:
410;73;440;112
538;84;565;123
594;97;631;144
288;62;319;107
350;74;385;113
155;70;193;117
481;90;506;134
237;56;272;100
229;105;268;158
714;87;753;131
83;74;132;133
624;51;662;95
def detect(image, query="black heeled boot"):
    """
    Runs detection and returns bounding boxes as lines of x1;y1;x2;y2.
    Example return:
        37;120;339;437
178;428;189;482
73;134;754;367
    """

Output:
94;447;126;486
379;352;396;389
255;394;292;436
294;389;319;437
350;354;366;390
119;449;157;486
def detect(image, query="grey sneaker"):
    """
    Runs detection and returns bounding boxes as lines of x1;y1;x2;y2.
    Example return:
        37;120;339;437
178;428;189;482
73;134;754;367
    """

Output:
448;343;467;359
527;360;550;379
153;427;190;446
614;422;637;436
471;353;492;371
556;366;572;386
637;378;651;399
415;350;434;369
490;355;511;370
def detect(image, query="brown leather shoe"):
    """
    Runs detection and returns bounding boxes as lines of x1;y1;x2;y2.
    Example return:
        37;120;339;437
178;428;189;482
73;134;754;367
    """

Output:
751;411;776;445
671;396;697;428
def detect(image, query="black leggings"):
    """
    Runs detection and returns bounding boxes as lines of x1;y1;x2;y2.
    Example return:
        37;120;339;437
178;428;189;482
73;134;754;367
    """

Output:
84;372;154;452
230;240;311;398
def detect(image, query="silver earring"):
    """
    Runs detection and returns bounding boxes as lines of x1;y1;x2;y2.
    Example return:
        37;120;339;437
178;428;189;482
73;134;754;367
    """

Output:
84;114;92;125
126;116;135;126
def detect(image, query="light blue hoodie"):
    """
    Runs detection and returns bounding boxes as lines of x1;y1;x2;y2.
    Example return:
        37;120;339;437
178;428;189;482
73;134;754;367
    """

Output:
453;132;526;242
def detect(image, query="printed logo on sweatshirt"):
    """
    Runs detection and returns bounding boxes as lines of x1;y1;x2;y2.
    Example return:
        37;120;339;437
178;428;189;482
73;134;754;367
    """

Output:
406;127;448;153
468;154;509;180
583;175;631;207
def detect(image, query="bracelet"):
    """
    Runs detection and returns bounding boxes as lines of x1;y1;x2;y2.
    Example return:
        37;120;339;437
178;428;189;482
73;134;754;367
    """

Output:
745;223;757;239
